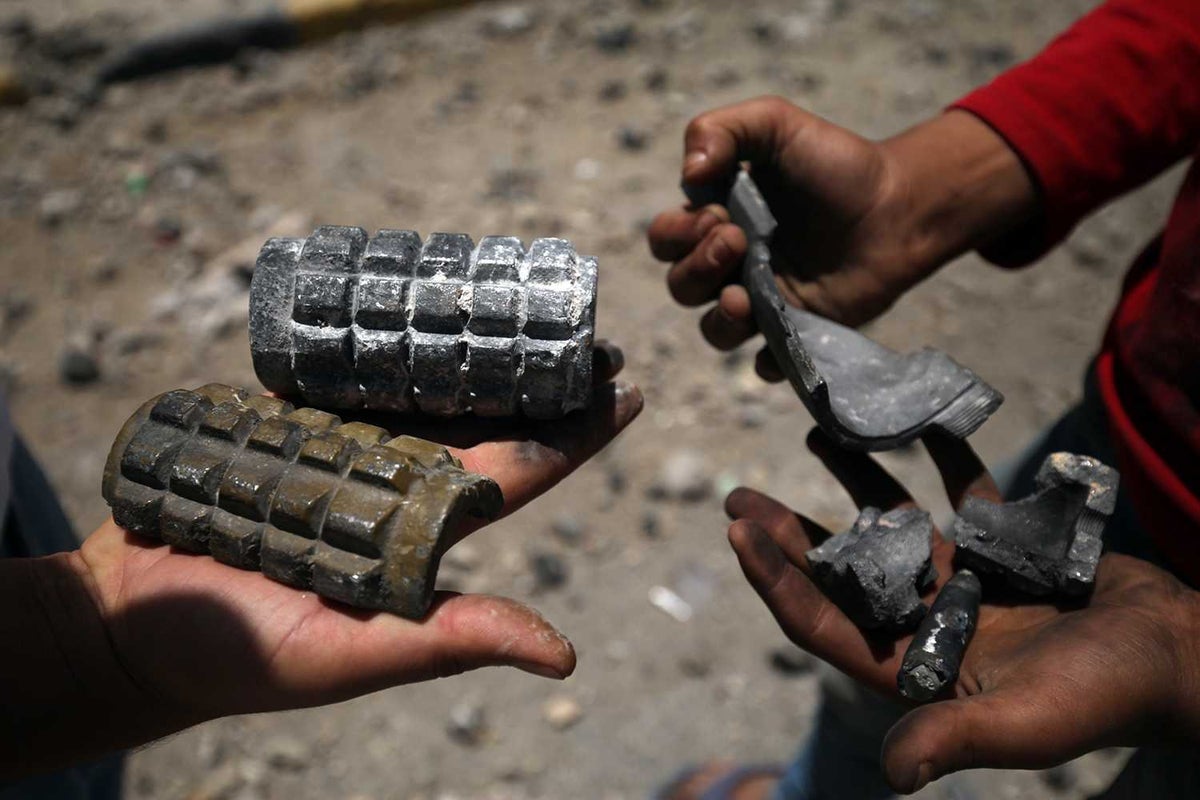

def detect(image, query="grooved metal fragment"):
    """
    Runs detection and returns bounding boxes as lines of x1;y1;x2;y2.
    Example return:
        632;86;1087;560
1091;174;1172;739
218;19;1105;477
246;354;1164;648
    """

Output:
102;384;503;618
898;570;982;702
250;226;598;418
684;171;1003;451
952;452;1118;597
806;507;938;632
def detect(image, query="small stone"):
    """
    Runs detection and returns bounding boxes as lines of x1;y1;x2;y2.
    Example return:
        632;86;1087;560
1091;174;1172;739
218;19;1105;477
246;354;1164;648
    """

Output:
39;188;83;227
616;125;649;151
482;5;538;38
641;508;662;538
59;344;100;385
447;702;487;746
541;696;583;730
551;515;585;546
738;403;767;429
573;158;602;182
530;551;569;590
679;648;713;678
593;20;636;52
769;644;816;676
598;79;627;102
641;65;668;92
650;450;711;502
262;736;309;771
606;465;628;496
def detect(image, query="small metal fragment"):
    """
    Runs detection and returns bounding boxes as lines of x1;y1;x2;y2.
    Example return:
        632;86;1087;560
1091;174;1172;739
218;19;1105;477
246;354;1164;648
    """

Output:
897;570;982;702
806;506;937;632
250;226;598;419
953;452;1118;597
102;383;503;618
684;171;1003;452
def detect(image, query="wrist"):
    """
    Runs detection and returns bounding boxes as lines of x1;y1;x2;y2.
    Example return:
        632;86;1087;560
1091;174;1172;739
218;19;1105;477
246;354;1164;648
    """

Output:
1172;588;1200;741
877;109;1038;275
0;554;182;779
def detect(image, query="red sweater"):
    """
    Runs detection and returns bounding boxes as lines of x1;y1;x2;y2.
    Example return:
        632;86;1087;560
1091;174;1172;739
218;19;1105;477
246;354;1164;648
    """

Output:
953;0;1200;585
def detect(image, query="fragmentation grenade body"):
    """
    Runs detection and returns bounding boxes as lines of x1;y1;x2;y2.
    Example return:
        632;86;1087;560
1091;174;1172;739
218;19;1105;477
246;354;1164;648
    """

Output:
250;226;598;418
102;384;503;618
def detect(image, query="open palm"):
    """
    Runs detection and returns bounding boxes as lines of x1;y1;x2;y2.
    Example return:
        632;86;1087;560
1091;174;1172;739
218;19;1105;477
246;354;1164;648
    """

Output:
73;348;643;731
727;430;1197;793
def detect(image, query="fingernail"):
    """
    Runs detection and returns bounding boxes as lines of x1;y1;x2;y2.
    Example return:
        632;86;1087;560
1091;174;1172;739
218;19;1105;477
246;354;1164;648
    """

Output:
912;761;935;792
683;150;708;175
707;233;732;267
613;381;645;422
515;661;568;680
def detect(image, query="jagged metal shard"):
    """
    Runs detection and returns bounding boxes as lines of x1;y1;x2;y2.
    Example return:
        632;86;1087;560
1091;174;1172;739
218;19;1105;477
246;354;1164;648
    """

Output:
250;226;598;419
898;570;982;703
102;384;503;618
806;506;938;632
684;172;1003;452
953;453;1118;597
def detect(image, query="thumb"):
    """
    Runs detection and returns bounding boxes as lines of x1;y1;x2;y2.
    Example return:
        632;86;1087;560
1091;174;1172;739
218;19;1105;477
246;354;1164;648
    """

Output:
882;691;1086;794
682;95;810;187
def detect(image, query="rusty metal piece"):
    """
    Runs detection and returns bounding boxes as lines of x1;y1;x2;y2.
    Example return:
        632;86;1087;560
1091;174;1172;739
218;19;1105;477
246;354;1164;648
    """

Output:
684;171;1003;452
806;506;937;633
952;452;1118;597
898;570;981;702
102;383;503;618
250;226;598;419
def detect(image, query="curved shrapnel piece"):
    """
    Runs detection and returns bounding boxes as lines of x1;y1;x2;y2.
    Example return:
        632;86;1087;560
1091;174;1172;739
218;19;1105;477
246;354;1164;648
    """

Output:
806;506;938;633
684;172;1003;452
250;226;598;418
897;570;982;703
952;452;1118;597
102;384;503;618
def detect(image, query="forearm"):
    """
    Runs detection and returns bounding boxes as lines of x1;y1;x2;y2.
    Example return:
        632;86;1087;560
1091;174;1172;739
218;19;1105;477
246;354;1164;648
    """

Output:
878;109;1038;277
1175;588;1200;741
0;554;180;781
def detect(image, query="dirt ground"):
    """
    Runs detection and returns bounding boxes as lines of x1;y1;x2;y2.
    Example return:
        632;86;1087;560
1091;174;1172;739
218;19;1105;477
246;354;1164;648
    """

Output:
0;1;1185;798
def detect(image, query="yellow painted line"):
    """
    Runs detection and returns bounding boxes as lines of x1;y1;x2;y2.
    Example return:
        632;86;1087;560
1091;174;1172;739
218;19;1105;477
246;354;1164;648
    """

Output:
285;0;478;42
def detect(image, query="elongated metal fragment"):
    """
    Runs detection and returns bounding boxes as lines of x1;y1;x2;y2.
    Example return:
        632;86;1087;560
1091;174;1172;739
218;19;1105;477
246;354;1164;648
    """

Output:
898;570;982;702
250;226;598;419
684;171;1002;452
102;384;503;618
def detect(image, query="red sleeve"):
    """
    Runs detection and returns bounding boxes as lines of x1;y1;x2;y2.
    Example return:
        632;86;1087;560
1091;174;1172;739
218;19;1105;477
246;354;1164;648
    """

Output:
951;0;1200;267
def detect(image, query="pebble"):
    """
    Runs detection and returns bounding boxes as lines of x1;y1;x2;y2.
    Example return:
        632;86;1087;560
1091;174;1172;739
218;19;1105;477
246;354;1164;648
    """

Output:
482;5;538;38
769;644;816;676
262;736;310;771
39;188;83;227
447;702;488;746
641;65;668;92
606;465;628;495
640;508;662;539
648;585;693;623
58;344;100;385
541;696;584;730
552;515;586;546
593;20;636;53
650;450;712;502
530;551;569;590
616;125;649;151
598;79;627;102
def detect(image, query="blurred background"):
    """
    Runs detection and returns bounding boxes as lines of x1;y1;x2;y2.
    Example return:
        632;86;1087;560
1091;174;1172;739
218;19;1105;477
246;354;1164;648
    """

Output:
0;1;1183;798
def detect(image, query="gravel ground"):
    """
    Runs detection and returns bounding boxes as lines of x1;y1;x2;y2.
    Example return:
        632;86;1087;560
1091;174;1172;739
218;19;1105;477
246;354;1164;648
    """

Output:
0;1;1183;798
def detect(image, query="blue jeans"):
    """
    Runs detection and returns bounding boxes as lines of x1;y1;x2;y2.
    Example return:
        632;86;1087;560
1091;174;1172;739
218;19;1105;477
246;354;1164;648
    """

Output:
772;372;1197;800
0;435;125;800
